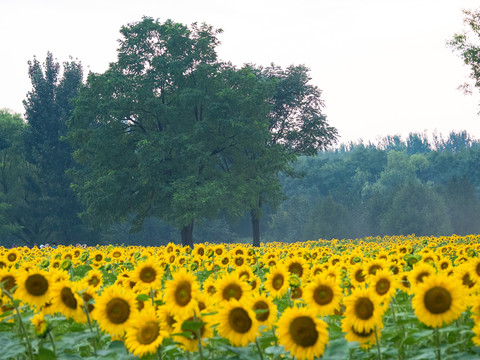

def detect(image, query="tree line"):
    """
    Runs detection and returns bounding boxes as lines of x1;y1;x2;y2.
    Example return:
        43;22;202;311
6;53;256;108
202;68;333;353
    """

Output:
0;17;336;247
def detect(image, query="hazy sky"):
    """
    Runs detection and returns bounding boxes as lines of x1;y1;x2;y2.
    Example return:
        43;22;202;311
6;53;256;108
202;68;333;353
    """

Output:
1;0;479;144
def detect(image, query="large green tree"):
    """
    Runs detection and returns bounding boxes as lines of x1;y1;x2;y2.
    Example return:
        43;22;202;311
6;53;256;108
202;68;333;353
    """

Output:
242;64;338;246
68;18;273;247
23;52;90;244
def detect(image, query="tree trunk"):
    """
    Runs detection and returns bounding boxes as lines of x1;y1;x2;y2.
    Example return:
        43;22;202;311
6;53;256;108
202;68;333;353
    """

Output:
181;220;194;248
251;199;262;247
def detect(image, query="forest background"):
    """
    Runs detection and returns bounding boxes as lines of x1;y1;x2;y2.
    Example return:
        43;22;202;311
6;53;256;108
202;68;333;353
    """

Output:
2;13;480;247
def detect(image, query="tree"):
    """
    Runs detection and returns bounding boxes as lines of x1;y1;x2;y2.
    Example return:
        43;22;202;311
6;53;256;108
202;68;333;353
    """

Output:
68;18;272;247
22;52;91;244
0;109;26;239
243;64;337;246
449;8;480;107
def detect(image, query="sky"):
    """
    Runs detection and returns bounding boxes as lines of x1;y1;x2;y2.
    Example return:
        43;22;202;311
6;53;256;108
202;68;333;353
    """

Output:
1;0;479;145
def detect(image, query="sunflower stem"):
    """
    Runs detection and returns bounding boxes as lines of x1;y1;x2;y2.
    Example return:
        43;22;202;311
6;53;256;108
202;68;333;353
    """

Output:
150;287;155;306
82;300;98;357
193;313;204;360
374;326;383;360
255;338;264;360
156;345;162;360
47;330;57;357
434;327;442;360
1;284;34;360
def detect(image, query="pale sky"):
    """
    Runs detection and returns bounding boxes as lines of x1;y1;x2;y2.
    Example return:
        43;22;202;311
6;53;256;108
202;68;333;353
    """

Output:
1;0;479;144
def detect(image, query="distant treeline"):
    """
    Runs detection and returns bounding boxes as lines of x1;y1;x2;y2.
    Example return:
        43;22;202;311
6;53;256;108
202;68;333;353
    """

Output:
103;131;480;244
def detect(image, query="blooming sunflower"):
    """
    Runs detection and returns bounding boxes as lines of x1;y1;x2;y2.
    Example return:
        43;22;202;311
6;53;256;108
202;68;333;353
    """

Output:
304;276;342;316
30;313;48;337
412;273;467;328
407;262;435;292
215;298;259;347
15;269;52;308
164;268;200;314
213;272;250;304
367;269;398;302
341;320;381;349
285;256;307;279
277;306;329;360
0;268;17;295
50;280;86;323
250;292;277;330
343;287;383;333
172;310;214;352
124;305;167;357
131;259;164;292
82;269;104;291
93;284;138;336
264;265;289;298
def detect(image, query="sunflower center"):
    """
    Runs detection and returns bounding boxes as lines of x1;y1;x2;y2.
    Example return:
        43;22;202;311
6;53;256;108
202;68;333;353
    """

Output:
375;279;391;296
289;316;319;348
140;267;156;283
223;283;242;301
25;274;49;296
253;300;270;322
355;270;365;283
424;286;452;314
112;252;122;258
95;254;103;262
351;326;374;338
288;263;303;278
462;273;475;288
106;298;130;324
1;275;16;293
7;253;17;262
368;264;382;275
174;281;192;306
291;287;303;299
476;262;480;277
228;307;252;334
60;287;78;309
222;257;229;265
313;285;333;305
82;293;94;313
88;276;100;287
207;285;216;295
272;274;284;290
354;297;374;320
417;271;431;284
235;257;244;266
137;321;160;345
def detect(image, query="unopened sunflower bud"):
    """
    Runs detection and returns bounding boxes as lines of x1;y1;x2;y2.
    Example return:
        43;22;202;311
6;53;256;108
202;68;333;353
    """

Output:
289;274;301;288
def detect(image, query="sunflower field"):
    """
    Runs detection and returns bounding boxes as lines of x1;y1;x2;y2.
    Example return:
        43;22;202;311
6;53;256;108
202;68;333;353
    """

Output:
1;235;480;360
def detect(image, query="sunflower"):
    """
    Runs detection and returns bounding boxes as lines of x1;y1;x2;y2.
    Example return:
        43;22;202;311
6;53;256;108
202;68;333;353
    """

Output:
215;298;259;347
412;273;467;328
304;276;342;316
250;292;277;330
454;263;478;294
124;305;167;357
234;265;254;282
156;305;177;335
343;287;383;333
15;269;52;308
367;269;398;302
131;259;163;292
349;263;367;288
30;313;48;337
264;265;289;298
164;268;200;314
82;269;104;291
0;268;17;295
285;256;307;279
93;284;138;336
407;262;435;291
277;306;329;360
213;272;250;304
4;249;20;266
341;320;381;349
172;310;214;352
50;280;86;323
